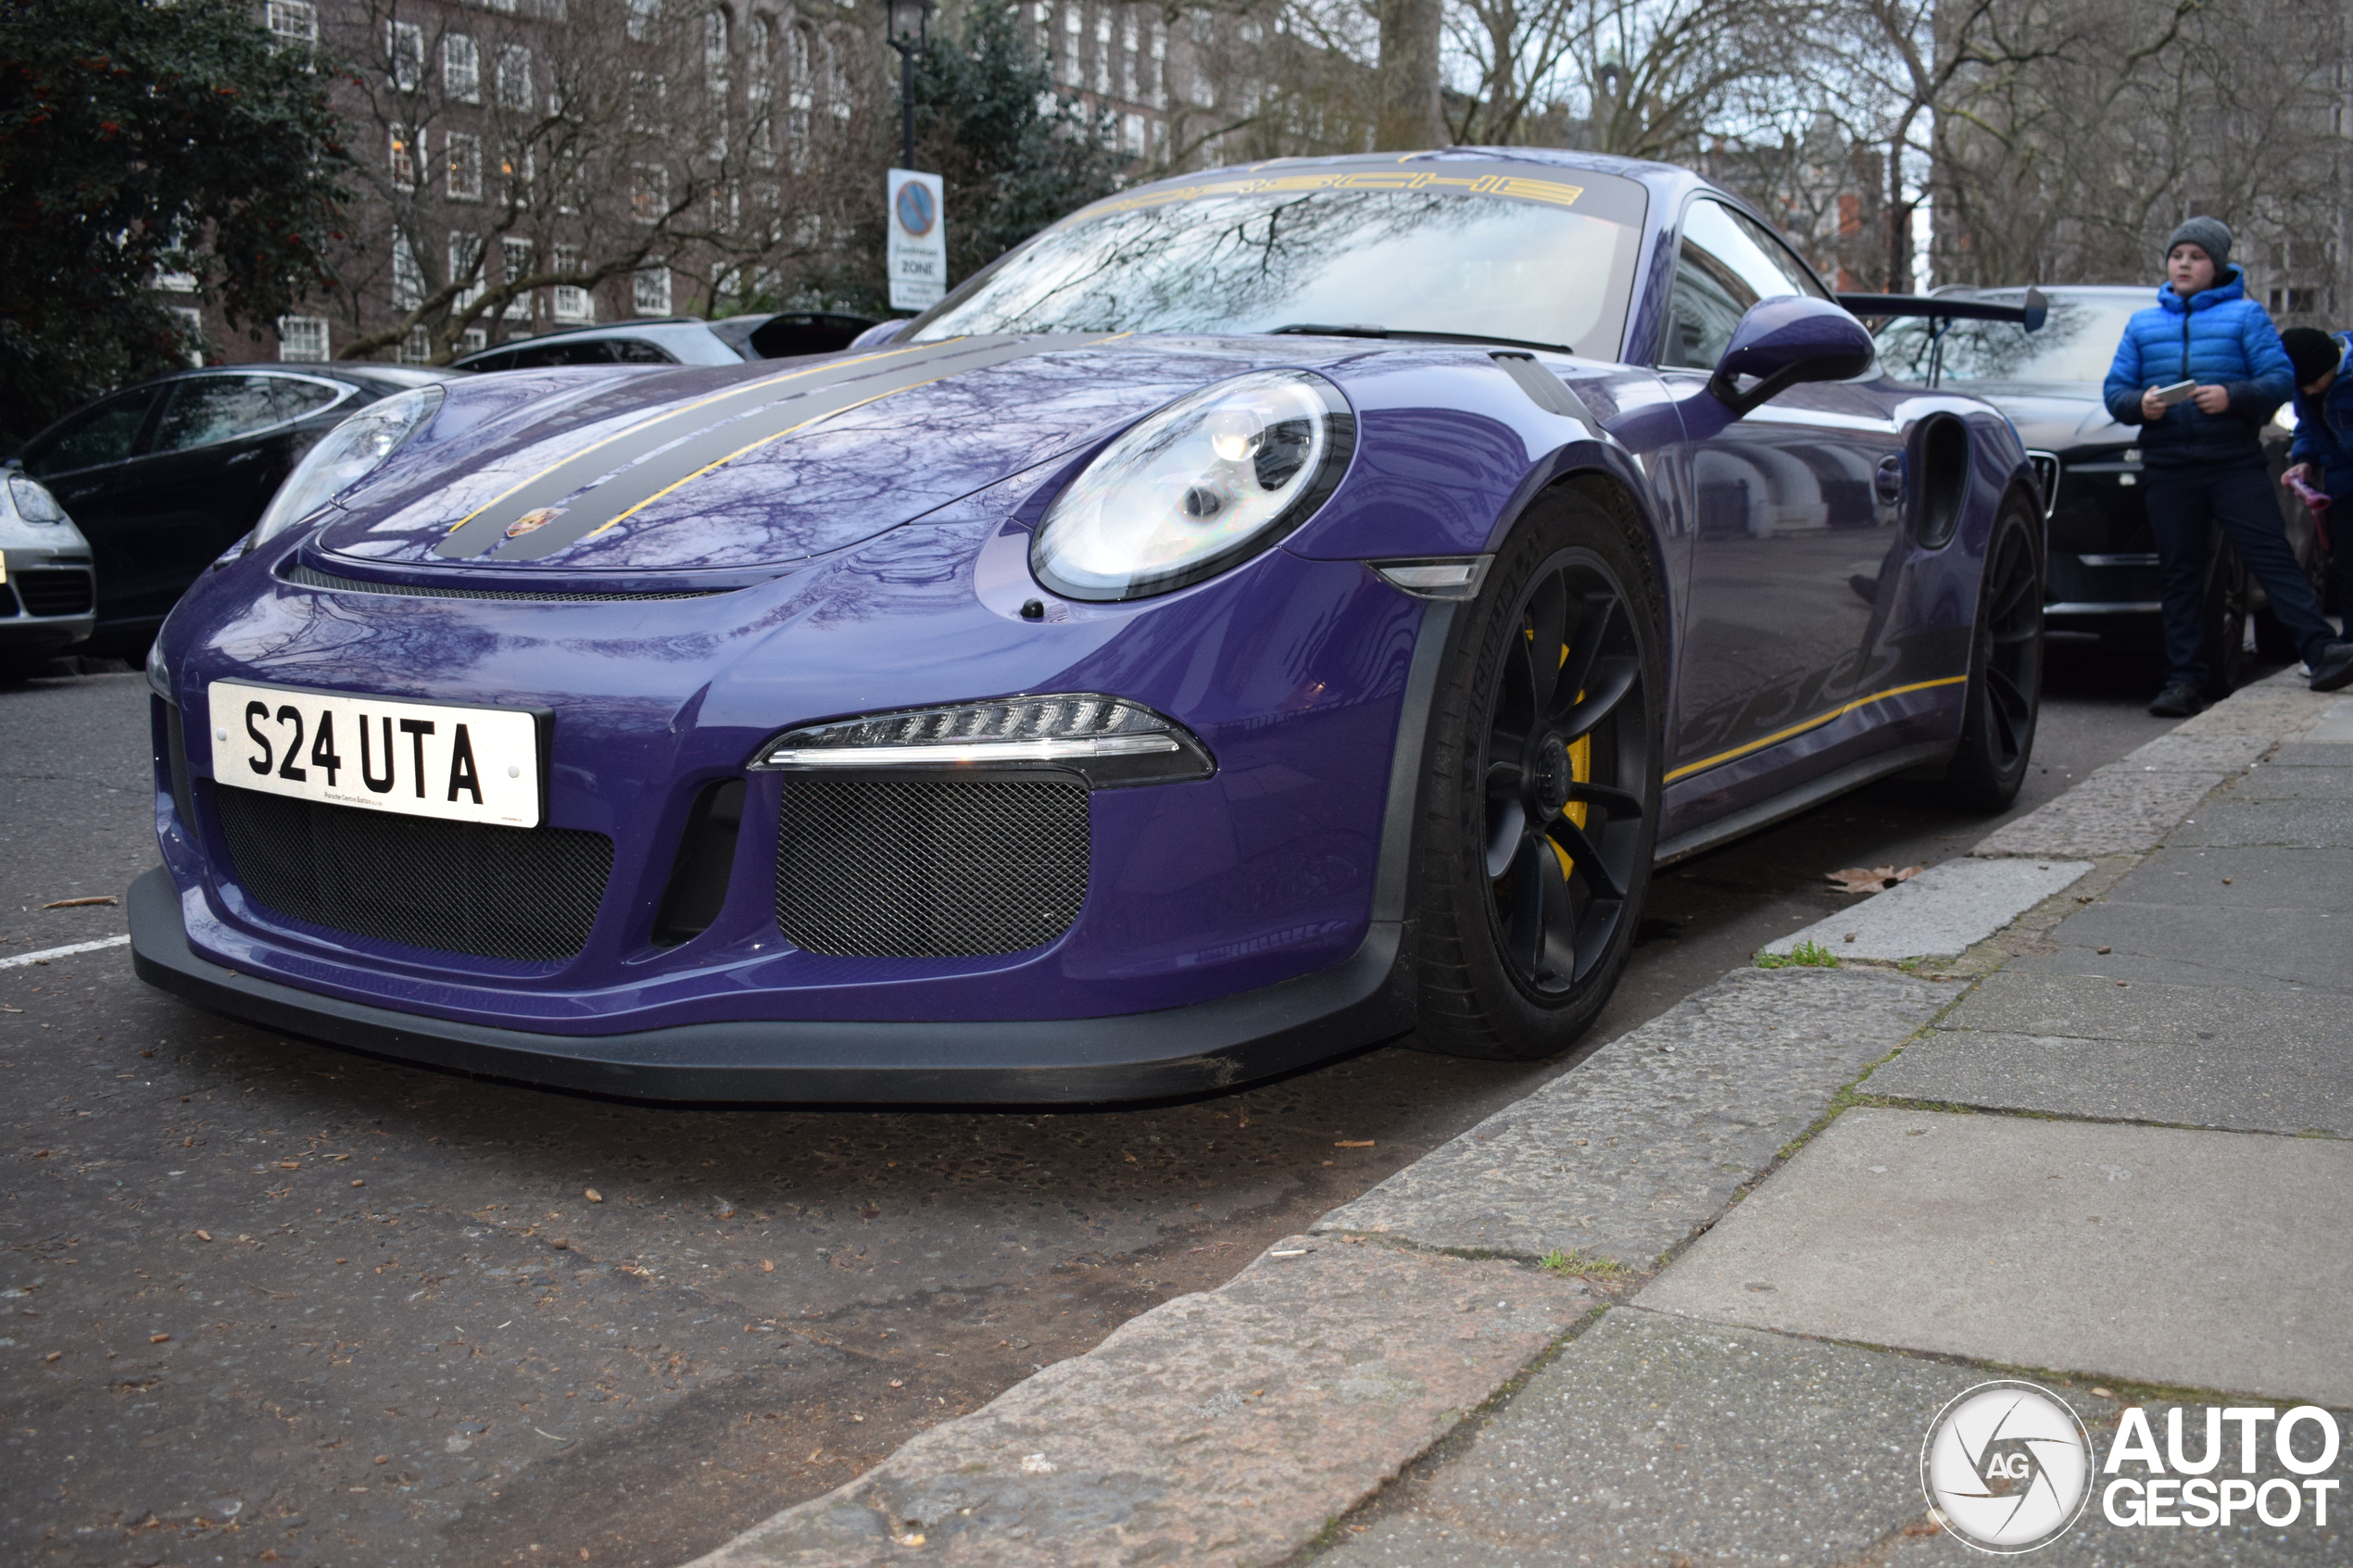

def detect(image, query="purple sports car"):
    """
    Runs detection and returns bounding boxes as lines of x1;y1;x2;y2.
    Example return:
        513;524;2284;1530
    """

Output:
130;149;2045;1102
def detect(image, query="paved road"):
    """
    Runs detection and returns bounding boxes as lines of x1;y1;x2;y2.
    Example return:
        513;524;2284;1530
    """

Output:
0;643;2200;1567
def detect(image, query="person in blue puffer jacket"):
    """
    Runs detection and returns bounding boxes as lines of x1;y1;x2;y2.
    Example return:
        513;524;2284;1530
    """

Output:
2280;325;2353;616
2103;217;2353;713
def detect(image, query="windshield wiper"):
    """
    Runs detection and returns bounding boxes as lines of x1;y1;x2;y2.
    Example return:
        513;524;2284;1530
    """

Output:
1267;323;1571;354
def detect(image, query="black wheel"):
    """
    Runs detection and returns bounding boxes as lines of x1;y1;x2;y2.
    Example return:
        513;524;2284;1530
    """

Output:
1411;488;1664;1060
2201;533;2253;696
1935;499;2044;812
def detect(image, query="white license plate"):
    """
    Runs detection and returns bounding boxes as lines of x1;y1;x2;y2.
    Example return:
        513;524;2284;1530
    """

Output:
207;681;542;828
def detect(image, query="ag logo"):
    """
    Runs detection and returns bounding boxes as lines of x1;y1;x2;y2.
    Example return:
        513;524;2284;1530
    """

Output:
1921;1380;2094;1553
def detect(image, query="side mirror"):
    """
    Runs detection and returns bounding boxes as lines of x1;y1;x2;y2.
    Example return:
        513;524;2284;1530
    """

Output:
847;318;912;350
1709;296;1876;415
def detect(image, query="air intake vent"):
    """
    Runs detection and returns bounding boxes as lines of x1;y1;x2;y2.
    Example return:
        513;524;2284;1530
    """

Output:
774;778;1088;958
284;563;728;603
15;569;94;616
215;786;612;962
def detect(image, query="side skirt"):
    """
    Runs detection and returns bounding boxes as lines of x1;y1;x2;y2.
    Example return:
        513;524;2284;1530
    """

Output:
1650;740;1954;867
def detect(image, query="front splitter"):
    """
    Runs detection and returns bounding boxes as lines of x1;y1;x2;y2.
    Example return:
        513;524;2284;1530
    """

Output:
126;868;1415;1104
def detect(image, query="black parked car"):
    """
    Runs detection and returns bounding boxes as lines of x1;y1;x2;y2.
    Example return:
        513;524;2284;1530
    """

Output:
448;311;877;373
1874;284;2326;681
9;364;456;653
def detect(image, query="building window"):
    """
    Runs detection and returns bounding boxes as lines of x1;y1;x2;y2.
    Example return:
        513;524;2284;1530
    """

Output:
461;326;487;354
497;44;533;110
1149;20;1165;109
392;232;424;310
1093;10;1111;94
1123;111;1142;154
446;132;484;200
278;316;330;362
502;237;535;320
630;163;670;223
1121;13;1137;98
552;245;592;321
626;0;661;42
398;325;432;364
635;267;672;315
388;125;415;191
627;71;668;132
169;307;205;367
1062;6;1080;87
265;0;317;56
444;33;481;101
387;21;424;91
748;16;775;167
449;232;484;309
498;146;535;203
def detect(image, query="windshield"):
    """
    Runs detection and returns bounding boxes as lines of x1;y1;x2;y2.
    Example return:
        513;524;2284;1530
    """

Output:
911;172;1649;358
1875;295;2143;386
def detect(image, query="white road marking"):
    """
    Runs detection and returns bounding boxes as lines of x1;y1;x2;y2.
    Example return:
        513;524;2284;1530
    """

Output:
1;935;132;970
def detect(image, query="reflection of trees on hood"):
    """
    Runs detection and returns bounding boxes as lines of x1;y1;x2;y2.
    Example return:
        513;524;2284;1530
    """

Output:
933;191;1522;334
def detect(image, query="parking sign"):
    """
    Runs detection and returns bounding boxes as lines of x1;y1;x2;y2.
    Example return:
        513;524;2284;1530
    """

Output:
887;169;946;311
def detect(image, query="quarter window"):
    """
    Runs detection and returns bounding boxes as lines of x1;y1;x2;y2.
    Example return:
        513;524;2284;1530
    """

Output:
1661;198;1831;370
18;387;163;477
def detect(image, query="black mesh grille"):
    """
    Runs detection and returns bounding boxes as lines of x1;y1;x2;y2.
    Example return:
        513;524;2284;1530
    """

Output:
165;702;194;832
284;563;728;603
214;786;612;962
775;778;1088;958
15;570;94;616
0;582;19;617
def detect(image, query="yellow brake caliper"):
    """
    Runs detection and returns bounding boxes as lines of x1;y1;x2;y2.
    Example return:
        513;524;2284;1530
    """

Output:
1527;626;1590;880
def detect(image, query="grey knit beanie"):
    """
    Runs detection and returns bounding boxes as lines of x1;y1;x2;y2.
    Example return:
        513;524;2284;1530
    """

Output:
2166;216;2233;270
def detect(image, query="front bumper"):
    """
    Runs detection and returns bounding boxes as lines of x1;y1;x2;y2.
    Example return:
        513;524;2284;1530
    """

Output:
129;867;1413;1103
0;544;95;651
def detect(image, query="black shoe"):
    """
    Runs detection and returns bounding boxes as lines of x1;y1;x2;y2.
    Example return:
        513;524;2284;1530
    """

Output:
2147;682;2206;718
2310;642;2353;693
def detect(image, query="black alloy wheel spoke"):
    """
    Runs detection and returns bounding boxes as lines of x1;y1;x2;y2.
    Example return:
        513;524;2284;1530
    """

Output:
1566;780;1642;816
1486;797;1528;878
1554;657;1641;741
1520;574;1569;716
1543;814;1627;902
1549;595;1620;721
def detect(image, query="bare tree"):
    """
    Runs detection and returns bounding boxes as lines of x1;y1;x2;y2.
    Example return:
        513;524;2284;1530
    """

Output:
319;0;880;363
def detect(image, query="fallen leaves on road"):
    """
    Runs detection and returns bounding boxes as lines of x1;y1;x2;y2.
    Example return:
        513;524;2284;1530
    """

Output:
150;1333;170;1344
761;1260;774;1273
194;1230;211;1242
585;1188;603;1202
1826;864;1923;895
42;896;118;909
1335;1139;1374;1148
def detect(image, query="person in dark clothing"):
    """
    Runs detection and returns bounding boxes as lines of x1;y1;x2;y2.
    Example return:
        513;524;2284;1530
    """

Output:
2280;324;2353;617
2102;217;2353;713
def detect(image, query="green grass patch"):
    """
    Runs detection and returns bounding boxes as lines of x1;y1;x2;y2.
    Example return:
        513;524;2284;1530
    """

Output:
1756;939;1838;969
1537;1248;1628;1280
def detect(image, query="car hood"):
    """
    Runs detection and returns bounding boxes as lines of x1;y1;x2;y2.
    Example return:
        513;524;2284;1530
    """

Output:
1958;383;2134;452
314;335;1353;578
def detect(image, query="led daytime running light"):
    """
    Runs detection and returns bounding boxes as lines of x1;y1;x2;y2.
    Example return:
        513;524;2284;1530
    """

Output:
752;694;1213;788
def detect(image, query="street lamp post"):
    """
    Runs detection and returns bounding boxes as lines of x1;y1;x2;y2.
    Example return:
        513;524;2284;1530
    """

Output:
885;0;933;171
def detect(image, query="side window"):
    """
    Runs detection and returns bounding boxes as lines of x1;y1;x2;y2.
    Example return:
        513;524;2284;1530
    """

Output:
271;379;346;422
151;375;290;453
18;386;163;476
608;339;676;364
1662;199;1830;370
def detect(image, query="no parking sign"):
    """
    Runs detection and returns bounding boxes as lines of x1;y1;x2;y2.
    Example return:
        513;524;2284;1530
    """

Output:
887;169;946;311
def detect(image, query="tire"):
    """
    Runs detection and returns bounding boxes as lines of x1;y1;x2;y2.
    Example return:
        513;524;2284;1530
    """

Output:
1935;498;2044;812
2200;533;2253;696
1410;486;1665;1061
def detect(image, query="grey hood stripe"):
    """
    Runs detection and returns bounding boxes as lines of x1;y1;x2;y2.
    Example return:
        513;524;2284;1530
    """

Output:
436;335;1107;562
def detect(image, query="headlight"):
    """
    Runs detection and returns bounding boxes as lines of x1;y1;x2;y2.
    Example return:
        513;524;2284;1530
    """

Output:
247;385;446;550
145;639;170;702
751;694;1214;788
6;474;68;524
1030;370;1354;602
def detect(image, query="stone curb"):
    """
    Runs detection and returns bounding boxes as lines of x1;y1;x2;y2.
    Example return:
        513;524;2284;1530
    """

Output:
1759;855;2093;961
682;673;2346;1568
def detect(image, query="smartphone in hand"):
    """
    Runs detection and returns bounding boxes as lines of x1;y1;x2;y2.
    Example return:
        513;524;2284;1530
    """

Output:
2151;379;2198;407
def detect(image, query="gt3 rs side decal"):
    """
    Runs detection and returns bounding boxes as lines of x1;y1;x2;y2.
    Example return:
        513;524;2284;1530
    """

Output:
434;334;1109;561
1661;674;1968;784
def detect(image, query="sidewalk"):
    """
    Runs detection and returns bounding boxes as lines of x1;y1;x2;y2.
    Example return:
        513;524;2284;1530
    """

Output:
689;671;2350;1567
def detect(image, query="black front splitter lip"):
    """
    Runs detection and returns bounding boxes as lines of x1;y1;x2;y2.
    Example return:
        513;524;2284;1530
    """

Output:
127;868;1416;1105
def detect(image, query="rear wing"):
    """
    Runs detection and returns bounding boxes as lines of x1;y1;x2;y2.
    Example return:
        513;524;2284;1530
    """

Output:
1836;287;2048;332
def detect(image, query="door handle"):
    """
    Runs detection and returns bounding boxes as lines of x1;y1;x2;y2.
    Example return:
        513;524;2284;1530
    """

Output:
1873;456;1905;503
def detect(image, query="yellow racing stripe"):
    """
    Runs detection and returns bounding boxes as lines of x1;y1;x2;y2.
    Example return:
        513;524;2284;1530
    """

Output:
1663;676;1969;784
